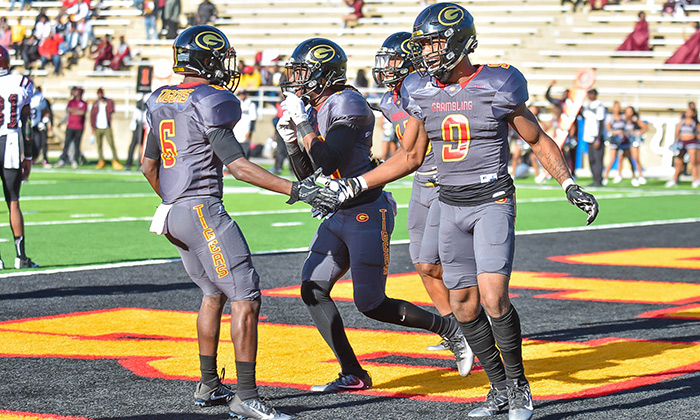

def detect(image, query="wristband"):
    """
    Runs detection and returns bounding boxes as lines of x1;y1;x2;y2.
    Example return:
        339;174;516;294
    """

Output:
297;121;314;138
561;178;575;191
357;175;368;191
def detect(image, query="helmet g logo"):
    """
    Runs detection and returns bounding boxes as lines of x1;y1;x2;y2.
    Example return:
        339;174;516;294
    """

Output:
309;45;336;63
194;31;226;51
438;7;464;26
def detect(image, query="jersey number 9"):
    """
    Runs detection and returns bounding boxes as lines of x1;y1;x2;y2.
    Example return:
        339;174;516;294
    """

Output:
441;114;471;162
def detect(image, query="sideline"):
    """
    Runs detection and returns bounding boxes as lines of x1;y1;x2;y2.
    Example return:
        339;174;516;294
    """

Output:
2;218;698;279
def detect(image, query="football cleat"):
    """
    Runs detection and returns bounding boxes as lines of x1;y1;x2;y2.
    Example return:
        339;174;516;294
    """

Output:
468;384;509;417
310;372;372;393
194;379;235;407
228;394;292;420
15;257;38;269
0;259;4;270
507;379;534;420
445;331;475;376
426;339;450;351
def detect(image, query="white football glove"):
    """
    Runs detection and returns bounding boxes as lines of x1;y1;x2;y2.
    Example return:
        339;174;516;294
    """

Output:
326;177;367;204
275;111;296;144
281;91;308;125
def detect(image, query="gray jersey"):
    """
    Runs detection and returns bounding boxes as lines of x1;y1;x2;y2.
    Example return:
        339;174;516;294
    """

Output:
146;83;241;205
401;64;528;187
379;88;436;176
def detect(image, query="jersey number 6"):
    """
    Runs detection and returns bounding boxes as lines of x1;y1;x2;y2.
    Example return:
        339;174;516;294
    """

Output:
159;119;178;168
441;114;471;162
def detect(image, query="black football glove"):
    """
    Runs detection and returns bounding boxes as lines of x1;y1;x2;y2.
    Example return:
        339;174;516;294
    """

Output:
288;168;340;217
566;184;599;225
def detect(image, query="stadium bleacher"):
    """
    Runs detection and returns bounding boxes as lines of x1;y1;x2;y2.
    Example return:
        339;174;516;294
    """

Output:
5;0;699;166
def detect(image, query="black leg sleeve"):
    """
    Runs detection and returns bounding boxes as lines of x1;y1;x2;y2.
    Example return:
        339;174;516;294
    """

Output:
300;281;365;377
459;307;507;384
361;297;459;338
490;305;525;381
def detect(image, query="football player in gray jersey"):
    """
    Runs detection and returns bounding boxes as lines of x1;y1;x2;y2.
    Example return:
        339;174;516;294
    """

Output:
142;25;337;420
321;4;599;420
374;32;473;357
277;37;473;393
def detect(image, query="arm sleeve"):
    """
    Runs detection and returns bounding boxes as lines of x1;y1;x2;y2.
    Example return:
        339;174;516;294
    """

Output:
308;123;358;176
144;130;160;160
287;142;315;180
208;127;245;165
545;85;558;107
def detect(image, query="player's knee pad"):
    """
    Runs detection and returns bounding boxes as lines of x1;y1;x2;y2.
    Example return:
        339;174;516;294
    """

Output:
300;280;333;307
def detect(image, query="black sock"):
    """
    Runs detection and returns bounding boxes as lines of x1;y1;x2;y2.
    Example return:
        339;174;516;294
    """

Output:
301;281;365;377
235;361;258;400
199;354;218;388
362;297;459;338
491;305;525;381
459;307;507;384
14;236;25;259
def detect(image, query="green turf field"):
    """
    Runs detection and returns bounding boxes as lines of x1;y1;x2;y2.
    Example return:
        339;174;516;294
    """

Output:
4;167;699;270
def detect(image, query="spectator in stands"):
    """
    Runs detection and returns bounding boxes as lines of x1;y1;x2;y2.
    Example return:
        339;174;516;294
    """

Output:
21;34;40;69
272;95;288;175
666;22;700;64
550;104;578;177
30;86;50;167
60;24;80;70
662;0;688;18
617;12;650;51
125;94;147;171
0;23;11;50
581;88;607;187
110;35;130;70
667;107;700;188
162;0;181;39
34;15;52;40
142;0;157;40
354;68;369;97
76;17;93;52
602;101;626;185
196;0;218;24
38;31;63;75
10;0;30;12
562;0;585;13
625;106;648;186
90;88;123;170
545;80;569;108
11;18;27;58
239;63;262;90
233;90;257;158
342;0;363;30
91;35;113;70
56;87;87;169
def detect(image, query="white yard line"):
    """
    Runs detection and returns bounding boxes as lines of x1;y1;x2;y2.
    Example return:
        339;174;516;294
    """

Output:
2;218;699;278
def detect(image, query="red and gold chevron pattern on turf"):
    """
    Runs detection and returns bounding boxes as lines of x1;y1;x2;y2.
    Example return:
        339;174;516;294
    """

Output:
639;303;700;320
0;410;92;420
549;247;700;270
0;273;700;401
265;269;700;305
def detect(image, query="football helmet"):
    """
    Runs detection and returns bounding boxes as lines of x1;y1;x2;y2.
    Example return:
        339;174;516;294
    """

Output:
172;25;240;91
0;45;10;76
410;3;477;82
372;32;419;88
281;38;347;103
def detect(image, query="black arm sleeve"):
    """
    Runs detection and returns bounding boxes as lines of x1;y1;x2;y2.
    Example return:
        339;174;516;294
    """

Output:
286;141;315;181
144;130;160;160
308;123;358;176
208;127;246;165
545;85;558;107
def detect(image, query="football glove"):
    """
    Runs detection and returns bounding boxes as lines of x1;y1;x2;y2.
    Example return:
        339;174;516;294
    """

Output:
288;168;340;217
281;92;308;125
326;177;366;204
566;184;599;225
275;111;296;144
